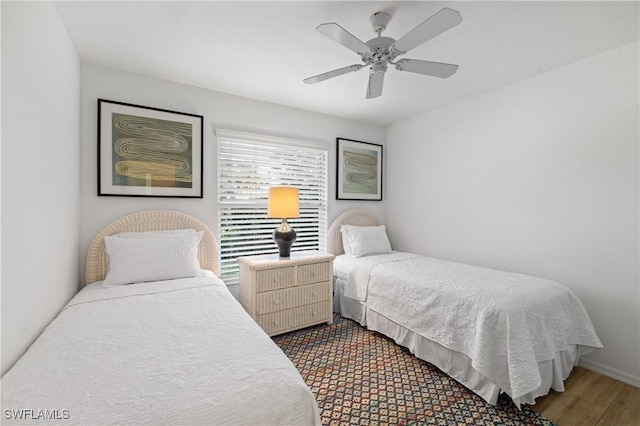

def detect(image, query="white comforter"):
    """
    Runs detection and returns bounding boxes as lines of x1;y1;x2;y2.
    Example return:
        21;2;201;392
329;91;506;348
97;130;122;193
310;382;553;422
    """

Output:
342;252;602;400
1;273;320;425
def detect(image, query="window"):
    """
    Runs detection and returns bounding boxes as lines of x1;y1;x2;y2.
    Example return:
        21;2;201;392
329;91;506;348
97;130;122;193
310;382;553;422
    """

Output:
217;129;328;283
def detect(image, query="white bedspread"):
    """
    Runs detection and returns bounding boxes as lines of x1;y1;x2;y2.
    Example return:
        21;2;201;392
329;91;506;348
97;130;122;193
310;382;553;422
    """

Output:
342;253;602;400
1;273;320;425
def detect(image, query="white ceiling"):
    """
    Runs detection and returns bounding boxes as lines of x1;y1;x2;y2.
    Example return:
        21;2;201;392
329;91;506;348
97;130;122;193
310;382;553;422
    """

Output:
54;1;639;125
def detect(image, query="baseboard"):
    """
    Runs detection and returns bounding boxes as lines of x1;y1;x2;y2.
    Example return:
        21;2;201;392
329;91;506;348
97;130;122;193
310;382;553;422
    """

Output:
579;358;640;387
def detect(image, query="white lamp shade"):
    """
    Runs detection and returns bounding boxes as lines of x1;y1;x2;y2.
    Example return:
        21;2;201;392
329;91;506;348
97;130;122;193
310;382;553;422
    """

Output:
267;187;300;219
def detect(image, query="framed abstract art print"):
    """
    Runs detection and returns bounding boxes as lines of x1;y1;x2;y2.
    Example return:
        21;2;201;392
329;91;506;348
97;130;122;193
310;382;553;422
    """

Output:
336;138;383;201
98;99;203;198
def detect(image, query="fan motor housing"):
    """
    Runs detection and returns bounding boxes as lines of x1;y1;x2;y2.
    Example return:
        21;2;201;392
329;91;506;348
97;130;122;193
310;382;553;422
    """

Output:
365;36;397;63
365;36;395;49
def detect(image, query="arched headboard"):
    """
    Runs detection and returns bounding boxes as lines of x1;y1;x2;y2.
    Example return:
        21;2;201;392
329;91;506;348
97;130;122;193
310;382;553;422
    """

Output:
327;209;383;256
85;210;220;285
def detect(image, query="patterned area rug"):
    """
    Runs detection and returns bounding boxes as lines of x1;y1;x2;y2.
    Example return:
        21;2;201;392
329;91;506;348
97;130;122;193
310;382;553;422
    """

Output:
273;314;557;426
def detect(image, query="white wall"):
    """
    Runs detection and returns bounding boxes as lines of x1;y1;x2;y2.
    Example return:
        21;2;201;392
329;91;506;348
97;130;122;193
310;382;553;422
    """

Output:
385;42;639;385
79;64;385;294
1;1;81;374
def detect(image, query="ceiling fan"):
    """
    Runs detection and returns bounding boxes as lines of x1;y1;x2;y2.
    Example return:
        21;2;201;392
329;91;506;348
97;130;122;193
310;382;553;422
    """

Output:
303;8;463;99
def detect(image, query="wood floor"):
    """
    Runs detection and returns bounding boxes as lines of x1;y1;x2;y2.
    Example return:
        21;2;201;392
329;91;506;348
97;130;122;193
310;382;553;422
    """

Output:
530;366;639;425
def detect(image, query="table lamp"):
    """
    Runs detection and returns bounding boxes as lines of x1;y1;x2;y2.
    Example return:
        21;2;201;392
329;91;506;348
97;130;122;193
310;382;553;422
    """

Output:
268;186;300;258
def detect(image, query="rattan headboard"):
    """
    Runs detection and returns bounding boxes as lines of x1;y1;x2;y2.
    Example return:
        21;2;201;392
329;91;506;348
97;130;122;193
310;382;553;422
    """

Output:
85;210;220;285
327;209;383;256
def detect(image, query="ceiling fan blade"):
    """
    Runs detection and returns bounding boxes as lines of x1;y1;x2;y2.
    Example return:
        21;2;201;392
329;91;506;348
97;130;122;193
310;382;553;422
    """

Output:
395;59;459;78
366;68;385;99
317;23;370;55
392;8;462;54
303;64;364;84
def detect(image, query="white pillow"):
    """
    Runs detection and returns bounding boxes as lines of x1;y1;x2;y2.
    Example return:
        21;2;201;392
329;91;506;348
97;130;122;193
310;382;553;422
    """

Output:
341;225;392;258
340;225;354;255
103;231;204;287
117;229;196;238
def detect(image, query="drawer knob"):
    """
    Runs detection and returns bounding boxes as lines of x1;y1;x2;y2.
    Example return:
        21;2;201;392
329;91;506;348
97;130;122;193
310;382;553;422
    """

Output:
273;299;279;305
312;291;318;297
274;276;280;283
312;310;317;316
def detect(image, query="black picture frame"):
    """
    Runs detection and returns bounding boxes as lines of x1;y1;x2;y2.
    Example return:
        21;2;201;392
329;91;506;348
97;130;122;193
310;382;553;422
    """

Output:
336;138;383;201
97;99;203;198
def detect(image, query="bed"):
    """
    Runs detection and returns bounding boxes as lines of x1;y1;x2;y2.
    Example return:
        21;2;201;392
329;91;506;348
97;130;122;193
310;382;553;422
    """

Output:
328;209;603;407
1;210;321;425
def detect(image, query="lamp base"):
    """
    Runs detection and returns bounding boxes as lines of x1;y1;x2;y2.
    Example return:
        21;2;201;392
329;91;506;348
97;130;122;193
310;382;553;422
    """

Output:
273;218;296;258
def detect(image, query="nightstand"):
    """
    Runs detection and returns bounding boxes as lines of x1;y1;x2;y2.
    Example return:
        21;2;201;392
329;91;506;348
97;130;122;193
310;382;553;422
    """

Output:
238;251;334;336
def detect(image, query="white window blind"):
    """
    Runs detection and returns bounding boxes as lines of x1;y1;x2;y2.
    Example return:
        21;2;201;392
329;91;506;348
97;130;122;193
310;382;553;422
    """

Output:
217;129;328;283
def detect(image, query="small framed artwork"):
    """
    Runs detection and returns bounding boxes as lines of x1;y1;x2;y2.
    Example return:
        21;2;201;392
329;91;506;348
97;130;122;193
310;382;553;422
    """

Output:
98;99;203;198
336;138;383;201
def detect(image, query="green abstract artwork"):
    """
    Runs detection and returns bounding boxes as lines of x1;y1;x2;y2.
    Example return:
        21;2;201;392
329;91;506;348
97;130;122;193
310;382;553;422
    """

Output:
343;147;378;194
111;113;193;188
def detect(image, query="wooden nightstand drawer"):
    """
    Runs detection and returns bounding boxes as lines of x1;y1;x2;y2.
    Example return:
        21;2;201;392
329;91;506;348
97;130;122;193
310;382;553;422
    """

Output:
255;281;332;314
255;267;295;292
298;262;332;285
256;301;332;336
